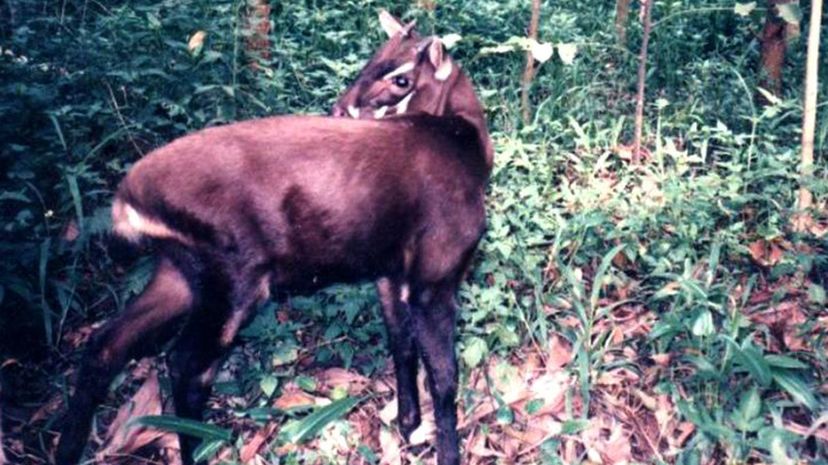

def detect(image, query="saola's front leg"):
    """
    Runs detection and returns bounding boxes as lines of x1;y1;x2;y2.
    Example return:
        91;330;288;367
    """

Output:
412;280;461;465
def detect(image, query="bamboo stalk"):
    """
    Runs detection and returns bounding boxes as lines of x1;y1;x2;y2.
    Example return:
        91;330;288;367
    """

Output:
521;0;542;125
798;0;823;209
633;0;653;164
615;0;631;46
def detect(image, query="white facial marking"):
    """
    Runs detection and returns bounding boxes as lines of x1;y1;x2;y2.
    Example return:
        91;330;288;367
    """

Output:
434;61;453;81
347;105;360;119
374;106;388;119
393;91;415;114
382;62;416;80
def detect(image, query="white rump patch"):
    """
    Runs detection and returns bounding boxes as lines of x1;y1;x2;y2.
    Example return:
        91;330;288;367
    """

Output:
382;62;415;80
112;198;190;245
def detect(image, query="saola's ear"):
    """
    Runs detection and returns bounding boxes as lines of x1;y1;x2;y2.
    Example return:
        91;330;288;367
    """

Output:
379;10;416;38
427;37;453;81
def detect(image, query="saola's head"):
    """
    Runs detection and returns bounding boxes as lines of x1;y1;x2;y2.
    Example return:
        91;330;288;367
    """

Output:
332;10;494;170
331;10;457;120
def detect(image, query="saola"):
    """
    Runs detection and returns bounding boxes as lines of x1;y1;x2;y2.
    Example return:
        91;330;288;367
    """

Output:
56;11;492;465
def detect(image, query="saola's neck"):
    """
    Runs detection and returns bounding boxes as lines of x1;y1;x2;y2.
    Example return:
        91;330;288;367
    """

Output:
441;70;494;173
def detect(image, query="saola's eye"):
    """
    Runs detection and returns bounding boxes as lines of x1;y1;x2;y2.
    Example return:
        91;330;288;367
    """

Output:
392;76;410;88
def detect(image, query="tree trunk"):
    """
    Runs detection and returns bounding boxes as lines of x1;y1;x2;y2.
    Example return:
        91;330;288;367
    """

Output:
632;0;653;164
758;0;797;102
521;0;542;125
245;0;271;70
798;0;822;209
615;0;632;46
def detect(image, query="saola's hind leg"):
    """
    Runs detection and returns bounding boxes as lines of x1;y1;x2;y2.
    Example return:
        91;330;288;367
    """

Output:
168;267;269;465
411;280;461;465
55;257;195;465
377;277;421;439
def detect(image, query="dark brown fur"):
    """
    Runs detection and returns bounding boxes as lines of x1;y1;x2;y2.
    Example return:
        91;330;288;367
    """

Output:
57;13;490;465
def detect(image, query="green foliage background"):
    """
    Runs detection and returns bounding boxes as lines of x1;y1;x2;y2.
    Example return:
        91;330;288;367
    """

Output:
1;0;827;463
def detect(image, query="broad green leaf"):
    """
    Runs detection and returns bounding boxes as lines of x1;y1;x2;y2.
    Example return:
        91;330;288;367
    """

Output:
279;396;363;444
496;404;514;425
770;434;795;465
479;44;515;55
736;342;772;387
192;439;225;462
556;43;577;65
525;398;545;415
776;3;801;25
807;283;826;305
691;310;714;336
757;87;781;105
734;2;757;16
764;355;808;370
462;336;488;368
731;387;762;431
260;374;278;397
560;419;589;435
530;40;553;63
590;244;625;311
441;33;462;49
685;354;717;374
296;375;317;392
772;370;817;410
133;415;232;442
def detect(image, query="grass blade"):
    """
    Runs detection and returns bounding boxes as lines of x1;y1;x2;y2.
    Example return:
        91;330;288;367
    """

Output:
132;415;233;442
279;396;364;444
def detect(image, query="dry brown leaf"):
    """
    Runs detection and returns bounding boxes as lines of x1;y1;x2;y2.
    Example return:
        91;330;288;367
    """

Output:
547;334;573;370
379;427;402;465
633;388;658;411
239;423;277;463
748;239;785;267
654;395;674;434
62;220;79;242
318;367;370;395
468;431;503;458
597;368;639;386
521;372;570;417
273;388;318;411
783;419;828;443
562;437;578;463
748;301;809;351
96;371;169;461
188;31;207;53
672;422;695;448
379;398;397;426
28;392;64;424
515;416;562;453
602;423;633;464
409;414;436;445
651;353;671;366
